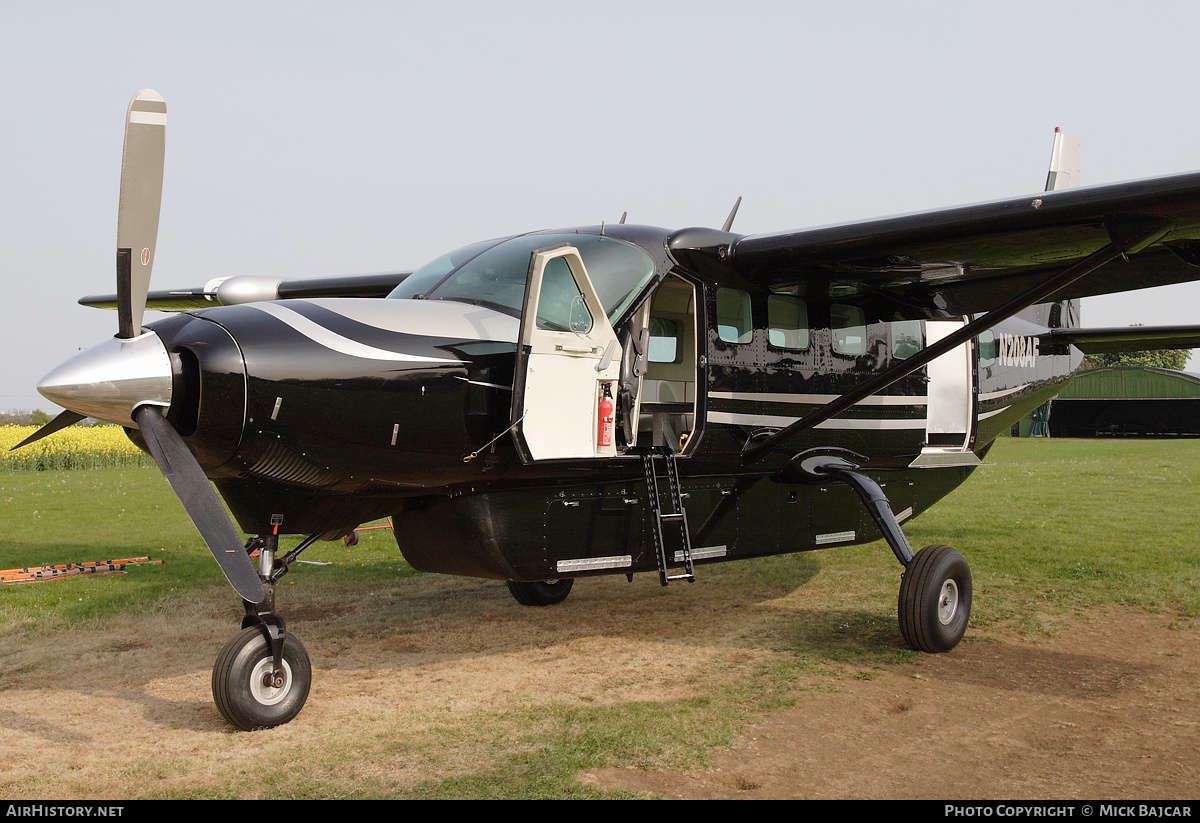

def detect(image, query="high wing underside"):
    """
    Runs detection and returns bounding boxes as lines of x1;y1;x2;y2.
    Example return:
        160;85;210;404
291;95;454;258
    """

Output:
676;171;1200;317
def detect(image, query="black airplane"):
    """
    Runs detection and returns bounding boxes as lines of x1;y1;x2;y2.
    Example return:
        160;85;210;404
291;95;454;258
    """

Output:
18;92;1200;730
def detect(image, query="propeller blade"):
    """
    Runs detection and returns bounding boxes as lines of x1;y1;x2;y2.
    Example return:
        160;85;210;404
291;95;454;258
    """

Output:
9;410;86;451
116;90;167;339
132;405;266;603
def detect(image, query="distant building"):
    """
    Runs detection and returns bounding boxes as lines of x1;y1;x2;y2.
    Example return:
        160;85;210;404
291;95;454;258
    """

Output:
1047;367;1200;437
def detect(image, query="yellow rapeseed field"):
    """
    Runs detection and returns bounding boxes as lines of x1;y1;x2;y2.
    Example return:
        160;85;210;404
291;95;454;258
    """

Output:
0;424;153;470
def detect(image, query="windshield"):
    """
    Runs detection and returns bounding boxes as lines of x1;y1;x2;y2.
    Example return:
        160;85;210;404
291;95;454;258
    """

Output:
388;239;502;299
387;233;657;322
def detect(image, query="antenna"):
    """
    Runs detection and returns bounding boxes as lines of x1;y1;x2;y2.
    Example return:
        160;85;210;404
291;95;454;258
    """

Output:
722;196;742;232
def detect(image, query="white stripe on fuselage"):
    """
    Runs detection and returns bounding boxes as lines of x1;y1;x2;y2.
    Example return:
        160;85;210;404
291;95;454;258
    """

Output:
708;391;927;406
706;411;927;430
250;302;461;364
979;384;1029;402
706;390;927;430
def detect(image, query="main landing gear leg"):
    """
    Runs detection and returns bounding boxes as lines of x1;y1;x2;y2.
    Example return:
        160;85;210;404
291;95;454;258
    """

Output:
800;454;972;653
212;524;318;731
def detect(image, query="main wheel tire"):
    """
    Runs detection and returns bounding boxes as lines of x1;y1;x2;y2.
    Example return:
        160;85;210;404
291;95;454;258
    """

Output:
506;578;574;606
898;544;972;653
212;626;312;731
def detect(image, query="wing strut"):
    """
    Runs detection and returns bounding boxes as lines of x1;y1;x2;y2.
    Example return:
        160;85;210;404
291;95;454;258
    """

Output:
741;218;1173;465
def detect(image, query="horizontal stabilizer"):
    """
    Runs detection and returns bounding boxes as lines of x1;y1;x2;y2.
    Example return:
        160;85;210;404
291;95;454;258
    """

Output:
1043;324;1200;354
79;271;410;311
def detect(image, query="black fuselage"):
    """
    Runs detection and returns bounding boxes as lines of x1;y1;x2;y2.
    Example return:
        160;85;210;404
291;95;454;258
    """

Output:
135;224;1082;583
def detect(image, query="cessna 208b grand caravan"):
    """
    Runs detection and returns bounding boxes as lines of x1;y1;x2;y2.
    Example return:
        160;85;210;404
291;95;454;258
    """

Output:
19;92;1200;730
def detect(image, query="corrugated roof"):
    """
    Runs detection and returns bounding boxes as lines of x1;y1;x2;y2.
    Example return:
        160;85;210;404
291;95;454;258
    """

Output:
1059;367;1200;399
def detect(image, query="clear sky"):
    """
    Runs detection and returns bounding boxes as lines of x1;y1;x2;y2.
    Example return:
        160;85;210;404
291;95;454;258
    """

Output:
5;1;1200;412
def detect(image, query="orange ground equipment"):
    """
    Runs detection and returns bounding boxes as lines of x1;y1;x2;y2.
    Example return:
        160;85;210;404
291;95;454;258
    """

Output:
0;557;161;584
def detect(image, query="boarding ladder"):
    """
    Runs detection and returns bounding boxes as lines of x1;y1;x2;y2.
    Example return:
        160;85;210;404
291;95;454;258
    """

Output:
641;447;695;585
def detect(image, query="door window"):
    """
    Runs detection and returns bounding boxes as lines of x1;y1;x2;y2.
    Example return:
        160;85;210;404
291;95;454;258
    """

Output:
536;256;593;333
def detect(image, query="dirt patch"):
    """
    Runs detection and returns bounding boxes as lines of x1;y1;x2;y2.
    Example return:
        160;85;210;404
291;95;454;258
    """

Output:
0;569;1197;799
583;610;1200;799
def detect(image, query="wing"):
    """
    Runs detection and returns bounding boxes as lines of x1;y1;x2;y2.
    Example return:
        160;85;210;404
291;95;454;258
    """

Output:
79;271;410;311
671;171;1200;317
1044;324;1200;354
672;170;1200;463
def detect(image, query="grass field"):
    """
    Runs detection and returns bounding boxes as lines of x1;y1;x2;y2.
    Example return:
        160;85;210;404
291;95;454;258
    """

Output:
1;436;1198;798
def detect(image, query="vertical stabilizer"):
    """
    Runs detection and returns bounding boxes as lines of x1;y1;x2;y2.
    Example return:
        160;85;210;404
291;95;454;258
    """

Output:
1044;128;1082;329
1018;130;1084;328
1045;128;1080;191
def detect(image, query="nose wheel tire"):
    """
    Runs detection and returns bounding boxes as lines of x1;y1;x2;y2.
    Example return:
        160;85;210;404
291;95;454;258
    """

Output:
898;544;972;653
212;626;312;730
506;578;574;606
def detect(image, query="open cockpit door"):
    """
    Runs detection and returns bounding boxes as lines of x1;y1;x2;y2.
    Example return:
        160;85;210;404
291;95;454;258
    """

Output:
511;245;623;462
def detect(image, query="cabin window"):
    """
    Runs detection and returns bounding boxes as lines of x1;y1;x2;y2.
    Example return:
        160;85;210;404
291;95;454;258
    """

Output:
716;288;753;344
768;293;809;350
648;317;680;363
831;304;866;355
978;329;996;365
891;319;922;360
535;256;593;333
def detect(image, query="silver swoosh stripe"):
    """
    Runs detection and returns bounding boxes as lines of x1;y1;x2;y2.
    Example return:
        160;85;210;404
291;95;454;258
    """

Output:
979;384;1029;401
251;303;459;364
978;406;1011;420
455;376;512;391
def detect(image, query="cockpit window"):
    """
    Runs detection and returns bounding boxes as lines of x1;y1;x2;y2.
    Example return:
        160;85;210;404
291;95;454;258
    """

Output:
387;239;502;299
387;233;657;323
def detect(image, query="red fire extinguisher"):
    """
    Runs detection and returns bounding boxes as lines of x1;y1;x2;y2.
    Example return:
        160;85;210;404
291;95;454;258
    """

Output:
598;383;614;448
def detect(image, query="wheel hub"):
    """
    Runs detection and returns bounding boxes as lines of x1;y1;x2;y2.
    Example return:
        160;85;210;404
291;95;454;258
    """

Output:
937;579;960;625
249;658;293;706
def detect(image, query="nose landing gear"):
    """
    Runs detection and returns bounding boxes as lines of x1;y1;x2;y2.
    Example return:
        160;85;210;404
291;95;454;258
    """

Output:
211;526;321;730
212;626;312;731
